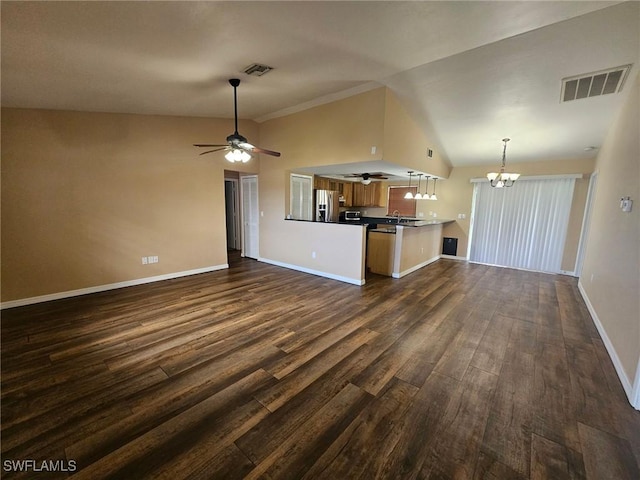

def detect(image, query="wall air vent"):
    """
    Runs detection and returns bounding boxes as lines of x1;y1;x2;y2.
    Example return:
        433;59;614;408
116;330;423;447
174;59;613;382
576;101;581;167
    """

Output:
561;64;632;102
243;63;273;77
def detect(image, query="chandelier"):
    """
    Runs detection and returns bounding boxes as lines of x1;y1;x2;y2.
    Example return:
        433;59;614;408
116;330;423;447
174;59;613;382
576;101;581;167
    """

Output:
487;138;520;188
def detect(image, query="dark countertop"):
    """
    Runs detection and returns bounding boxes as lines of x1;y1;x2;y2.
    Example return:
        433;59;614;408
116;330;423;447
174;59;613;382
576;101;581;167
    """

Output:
284;217;454;227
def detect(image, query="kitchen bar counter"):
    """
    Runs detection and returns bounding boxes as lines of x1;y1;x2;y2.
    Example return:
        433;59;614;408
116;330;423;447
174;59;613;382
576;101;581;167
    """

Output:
368;221;447;278
285;217;454;228
282;217;454;281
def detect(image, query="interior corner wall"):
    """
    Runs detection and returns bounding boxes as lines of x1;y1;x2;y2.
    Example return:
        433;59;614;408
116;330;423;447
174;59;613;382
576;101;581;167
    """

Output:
579;73;640;403
382;89;451;179
1;108;259;304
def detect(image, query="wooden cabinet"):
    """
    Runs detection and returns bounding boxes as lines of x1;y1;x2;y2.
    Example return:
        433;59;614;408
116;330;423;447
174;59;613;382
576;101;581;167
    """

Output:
314;176;354;207
367;232;396;276
314;176;330;190
352;181;384;207
341;182;353;207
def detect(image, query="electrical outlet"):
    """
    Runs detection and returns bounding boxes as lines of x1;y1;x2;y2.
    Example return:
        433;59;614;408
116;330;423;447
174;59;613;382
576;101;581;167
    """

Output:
150;256;159;263
312;251;317;259
141;256;148;265
418;212;424;217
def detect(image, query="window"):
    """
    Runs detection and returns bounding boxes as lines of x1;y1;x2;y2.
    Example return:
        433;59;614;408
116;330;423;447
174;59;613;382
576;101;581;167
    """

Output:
290;174;313;220
387;186;417;217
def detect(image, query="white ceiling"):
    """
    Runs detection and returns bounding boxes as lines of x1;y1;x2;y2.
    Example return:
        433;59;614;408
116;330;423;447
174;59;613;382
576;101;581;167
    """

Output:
2;1;638;172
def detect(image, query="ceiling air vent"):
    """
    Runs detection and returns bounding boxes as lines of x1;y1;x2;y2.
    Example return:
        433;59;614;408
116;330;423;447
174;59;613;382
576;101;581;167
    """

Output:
561;64;632;102
243;63;273;77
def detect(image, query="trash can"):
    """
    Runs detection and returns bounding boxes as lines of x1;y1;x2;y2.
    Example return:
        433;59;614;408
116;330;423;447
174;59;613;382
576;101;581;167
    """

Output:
442;237;458;256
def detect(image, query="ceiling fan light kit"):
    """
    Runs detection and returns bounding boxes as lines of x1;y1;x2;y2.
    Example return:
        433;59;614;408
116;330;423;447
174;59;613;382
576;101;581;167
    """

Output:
487;138;520;188
225;149;251;163
194;78;281;162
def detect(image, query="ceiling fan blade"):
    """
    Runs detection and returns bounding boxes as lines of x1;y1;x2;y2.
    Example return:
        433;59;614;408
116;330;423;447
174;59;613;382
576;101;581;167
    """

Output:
251;146;281;157
199;147;228;156
194;143;228;148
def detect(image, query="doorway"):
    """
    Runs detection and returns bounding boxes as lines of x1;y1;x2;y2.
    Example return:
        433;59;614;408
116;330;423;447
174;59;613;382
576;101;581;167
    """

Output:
224;178;241;251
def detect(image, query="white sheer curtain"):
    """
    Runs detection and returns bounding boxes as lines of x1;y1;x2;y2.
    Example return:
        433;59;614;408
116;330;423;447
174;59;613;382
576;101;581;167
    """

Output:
469;177;577;273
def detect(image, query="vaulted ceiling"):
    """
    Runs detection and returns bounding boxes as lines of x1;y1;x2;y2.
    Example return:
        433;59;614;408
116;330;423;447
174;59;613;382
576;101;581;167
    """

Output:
2;1;638;169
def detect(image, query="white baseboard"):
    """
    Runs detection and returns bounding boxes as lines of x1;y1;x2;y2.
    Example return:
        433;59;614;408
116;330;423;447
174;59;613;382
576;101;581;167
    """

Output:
0;264;229;310
392;255;440;279
577;280;638;410
440;254;468;261
258;257;365;286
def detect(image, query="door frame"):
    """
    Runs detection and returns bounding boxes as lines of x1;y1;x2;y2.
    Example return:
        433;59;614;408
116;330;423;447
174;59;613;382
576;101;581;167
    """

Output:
240;174;259;259
574;171;598;277
224;177;241;250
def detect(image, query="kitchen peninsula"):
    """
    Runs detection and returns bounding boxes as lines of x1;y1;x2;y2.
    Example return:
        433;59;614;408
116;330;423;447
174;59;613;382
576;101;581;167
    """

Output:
367;218;454;277
282;216;454;282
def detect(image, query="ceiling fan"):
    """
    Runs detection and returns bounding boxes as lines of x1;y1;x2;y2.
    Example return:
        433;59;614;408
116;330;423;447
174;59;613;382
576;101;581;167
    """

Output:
344;172;389;184
194;78;281;162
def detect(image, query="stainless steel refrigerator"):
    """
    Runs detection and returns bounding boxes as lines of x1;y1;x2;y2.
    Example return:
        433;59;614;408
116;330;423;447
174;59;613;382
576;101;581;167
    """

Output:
314;190;340;222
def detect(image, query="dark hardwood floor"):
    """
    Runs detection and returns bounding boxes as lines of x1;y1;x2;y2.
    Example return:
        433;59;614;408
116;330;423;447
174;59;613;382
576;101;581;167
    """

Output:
2;256;639;479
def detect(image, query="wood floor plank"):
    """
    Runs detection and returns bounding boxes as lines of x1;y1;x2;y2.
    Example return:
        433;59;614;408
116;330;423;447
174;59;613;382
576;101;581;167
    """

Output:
433;296;494;381
244;382;372;480
372;371;461;478
578;422;640;480
532;340;581;452
530;433;585;480
481;319;536;476
2;256;639;479
421;366;499;479
469;313;515;375
473;451;527;480
254;327;378;412
300;377;418;479
353;293;463;395
68;369;275;478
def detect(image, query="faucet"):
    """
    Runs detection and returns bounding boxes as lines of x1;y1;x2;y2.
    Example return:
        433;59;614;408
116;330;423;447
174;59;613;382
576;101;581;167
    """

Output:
392;210;401;223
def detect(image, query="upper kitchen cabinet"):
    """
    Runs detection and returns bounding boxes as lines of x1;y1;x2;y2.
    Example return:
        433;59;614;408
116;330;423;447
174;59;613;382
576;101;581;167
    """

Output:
315;176;355;207
314;176;331;190
352;181;384;207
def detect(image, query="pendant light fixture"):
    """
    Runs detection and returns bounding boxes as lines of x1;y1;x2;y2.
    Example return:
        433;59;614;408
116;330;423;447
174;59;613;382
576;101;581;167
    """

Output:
487;138;520;187
404;171;414;199
430;178;438;200
414;174;423;199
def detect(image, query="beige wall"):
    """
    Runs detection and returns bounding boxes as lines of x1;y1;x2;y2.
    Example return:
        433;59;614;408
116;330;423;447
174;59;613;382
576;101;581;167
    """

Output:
258;88;392;267
580;74;639;392
395;224;442;276
382;89;451;179
258;87;451;274
438;158;595;272
1;108;258;302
